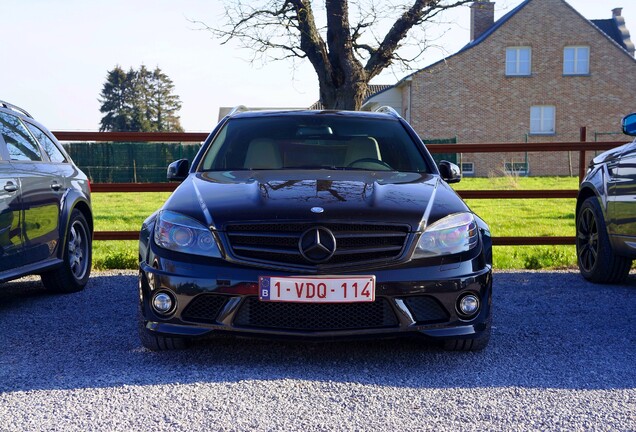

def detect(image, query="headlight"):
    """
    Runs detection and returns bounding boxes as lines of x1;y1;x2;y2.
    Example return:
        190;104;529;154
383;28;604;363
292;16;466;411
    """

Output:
413;213;478;258
154;210;222;258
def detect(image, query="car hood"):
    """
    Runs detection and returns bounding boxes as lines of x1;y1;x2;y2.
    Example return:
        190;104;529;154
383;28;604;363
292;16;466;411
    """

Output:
162;170;469;232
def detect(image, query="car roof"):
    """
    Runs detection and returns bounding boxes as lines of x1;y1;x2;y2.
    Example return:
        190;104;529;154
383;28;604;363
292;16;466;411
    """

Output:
0;100;34;119
229;109;400;121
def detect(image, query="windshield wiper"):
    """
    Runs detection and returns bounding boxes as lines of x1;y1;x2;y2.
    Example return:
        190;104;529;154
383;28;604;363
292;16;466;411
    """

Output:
284;165;345;170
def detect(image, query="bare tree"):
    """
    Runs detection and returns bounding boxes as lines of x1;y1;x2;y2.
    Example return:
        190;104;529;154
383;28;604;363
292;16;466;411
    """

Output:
196;0;473;110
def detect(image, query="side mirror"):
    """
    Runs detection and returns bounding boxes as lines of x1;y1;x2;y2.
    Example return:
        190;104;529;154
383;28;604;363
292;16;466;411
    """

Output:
438;160;461;184
622;113;636;136
167;159;189;182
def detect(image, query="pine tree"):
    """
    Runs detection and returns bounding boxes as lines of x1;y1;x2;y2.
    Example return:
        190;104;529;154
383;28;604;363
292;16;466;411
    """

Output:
98;65;183;132
98;66;136;132
150;67;183;132
131;65;154;132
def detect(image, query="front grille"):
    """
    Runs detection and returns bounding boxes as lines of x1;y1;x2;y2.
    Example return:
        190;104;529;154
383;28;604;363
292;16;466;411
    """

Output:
401;296;449;324
225;223;409;268
234;297;399;331
181;295;228;324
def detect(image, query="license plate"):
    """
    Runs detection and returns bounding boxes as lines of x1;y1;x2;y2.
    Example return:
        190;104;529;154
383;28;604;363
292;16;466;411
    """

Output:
259;276;375;303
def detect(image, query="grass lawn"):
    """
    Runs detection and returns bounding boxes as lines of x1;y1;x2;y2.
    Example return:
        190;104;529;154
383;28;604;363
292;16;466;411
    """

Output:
92;192;170;270
456;176;580;269
452;175;579;191
91;177;582;270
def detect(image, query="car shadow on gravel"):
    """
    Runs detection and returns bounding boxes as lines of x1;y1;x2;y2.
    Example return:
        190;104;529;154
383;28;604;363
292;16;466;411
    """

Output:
1;271;635;393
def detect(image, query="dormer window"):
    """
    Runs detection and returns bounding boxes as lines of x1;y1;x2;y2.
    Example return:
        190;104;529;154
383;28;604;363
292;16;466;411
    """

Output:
505;47;532;76
563;46;590;75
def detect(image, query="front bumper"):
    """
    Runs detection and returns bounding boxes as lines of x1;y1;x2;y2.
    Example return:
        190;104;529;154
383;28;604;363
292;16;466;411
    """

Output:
138;251;492;343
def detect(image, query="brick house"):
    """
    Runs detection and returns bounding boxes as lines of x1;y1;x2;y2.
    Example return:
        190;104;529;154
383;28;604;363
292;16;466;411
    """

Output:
363;0;636;176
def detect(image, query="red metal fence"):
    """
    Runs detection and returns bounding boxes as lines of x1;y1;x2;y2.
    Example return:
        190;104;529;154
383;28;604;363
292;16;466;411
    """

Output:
52;130;628;246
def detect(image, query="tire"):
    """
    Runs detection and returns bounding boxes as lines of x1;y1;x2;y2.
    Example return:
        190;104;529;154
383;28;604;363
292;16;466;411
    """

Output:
576;197;631;284
442;319;491;352
138;303;188;351
41;209;92;293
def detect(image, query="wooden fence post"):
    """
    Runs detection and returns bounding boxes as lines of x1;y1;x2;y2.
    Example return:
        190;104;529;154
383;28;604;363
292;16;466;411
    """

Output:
579;127;587;184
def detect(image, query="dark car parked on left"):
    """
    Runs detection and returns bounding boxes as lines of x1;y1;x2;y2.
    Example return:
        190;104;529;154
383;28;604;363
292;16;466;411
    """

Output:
0;100;92;292
576;112;636;283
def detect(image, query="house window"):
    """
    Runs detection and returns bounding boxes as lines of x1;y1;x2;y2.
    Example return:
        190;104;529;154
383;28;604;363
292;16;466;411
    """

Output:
505;162;528;175
505;47;531;76
563;46;589;75
530;106;555;135
461;162;474;175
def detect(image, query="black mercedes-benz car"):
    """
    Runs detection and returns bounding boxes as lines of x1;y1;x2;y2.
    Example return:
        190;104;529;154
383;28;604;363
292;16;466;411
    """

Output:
138;107;492;351
576;112;636;283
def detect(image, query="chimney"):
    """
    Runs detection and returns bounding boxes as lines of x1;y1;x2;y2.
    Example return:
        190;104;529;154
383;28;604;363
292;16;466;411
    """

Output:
612;7;635;57
470;1;495;42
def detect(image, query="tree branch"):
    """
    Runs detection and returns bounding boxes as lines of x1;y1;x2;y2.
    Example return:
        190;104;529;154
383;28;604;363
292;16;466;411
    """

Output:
287;0;333;83
364;0;472;79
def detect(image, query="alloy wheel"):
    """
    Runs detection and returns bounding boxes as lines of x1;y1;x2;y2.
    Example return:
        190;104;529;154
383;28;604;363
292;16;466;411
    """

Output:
68;220;89;280
577;207;599;273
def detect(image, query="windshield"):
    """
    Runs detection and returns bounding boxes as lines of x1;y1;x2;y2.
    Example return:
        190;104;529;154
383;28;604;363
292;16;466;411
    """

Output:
198;114;431;173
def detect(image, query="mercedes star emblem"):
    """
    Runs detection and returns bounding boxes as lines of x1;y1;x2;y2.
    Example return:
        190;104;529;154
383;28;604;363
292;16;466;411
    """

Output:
298;226;336;263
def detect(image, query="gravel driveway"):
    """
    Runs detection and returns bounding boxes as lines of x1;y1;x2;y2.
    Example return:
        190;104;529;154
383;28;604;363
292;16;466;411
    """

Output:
0;270;634;431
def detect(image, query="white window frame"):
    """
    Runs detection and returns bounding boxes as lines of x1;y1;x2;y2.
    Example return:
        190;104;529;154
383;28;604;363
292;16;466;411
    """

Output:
563;46;589;75
505;47;532;76
530;106;556;135
461;162;474;175
504;162;529;175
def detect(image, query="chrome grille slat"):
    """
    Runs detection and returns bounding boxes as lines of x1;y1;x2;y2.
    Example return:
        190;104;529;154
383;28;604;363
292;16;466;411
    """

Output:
232;245;302;255
333;245;404;255
335;232;406;239
228;232;299;239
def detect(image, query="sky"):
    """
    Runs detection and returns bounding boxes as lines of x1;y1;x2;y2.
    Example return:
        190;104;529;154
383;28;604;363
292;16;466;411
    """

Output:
2;0;634;132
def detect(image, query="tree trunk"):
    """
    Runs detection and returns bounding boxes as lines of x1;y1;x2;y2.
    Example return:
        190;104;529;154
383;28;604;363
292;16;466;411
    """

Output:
319;79;368;110
318;0;369;111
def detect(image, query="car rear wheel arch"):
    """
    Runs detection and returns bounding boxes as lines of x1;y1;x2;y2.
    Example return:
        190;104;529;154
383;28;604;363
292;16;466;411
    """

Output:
41;208;92;293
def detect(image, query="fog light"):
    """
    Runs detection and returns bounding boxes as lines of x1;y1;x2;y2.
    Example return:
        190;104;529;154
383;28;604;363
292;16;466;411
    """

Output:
152;292;174;314
458;294;480;317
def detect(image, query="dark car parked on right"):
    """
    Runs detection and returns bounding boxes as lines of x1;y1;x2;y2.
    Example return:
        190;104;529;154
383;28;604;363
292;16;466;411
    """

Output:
576;113;636;283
